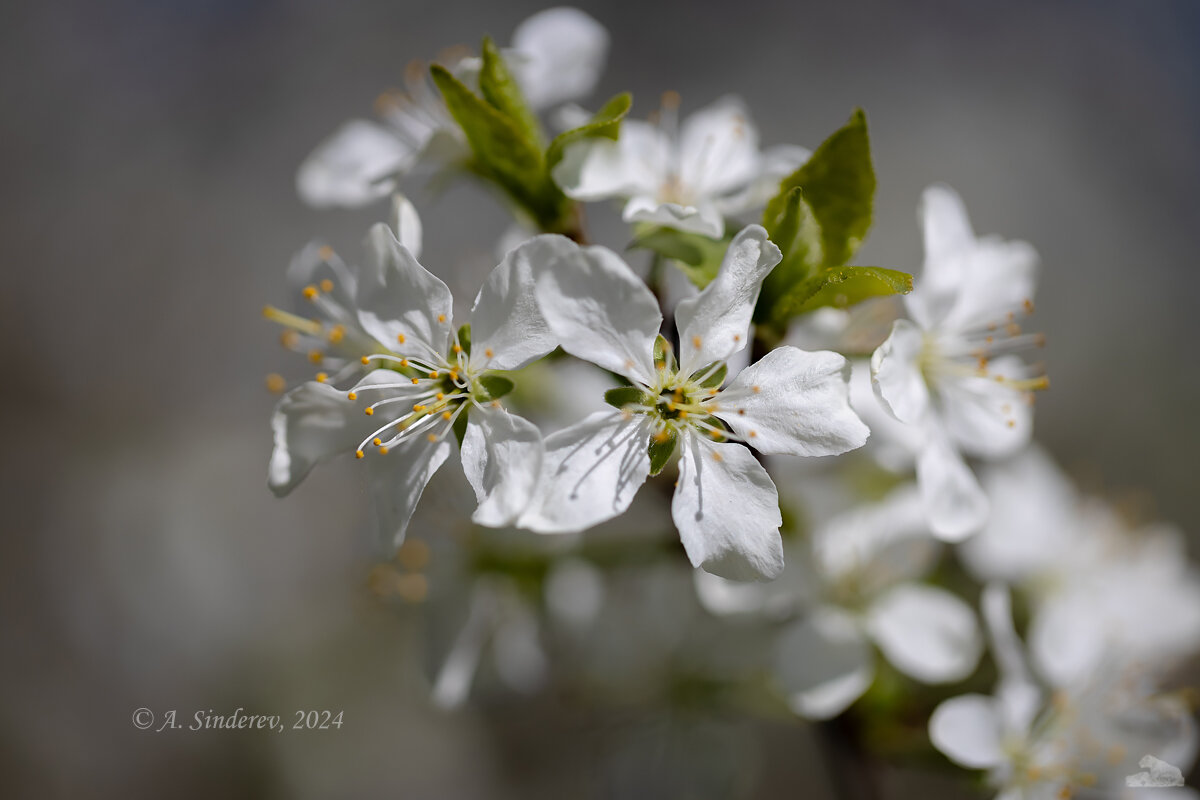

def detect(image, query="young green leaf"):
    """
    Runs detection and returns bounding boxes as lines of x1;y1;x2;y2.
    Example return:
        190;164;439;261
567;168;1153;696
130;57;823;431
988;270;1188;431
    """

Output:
479;37;545;149
631;226;732;289
546;92;632;169
756;188;824;323
770;266;912;319
647;429;678;476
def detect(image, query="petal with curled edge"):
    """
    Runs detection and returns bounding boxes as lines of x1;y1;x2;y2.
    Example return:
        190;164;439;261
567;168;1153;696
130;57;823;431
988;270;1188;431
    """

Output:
552;120;665;201
773;606;874;720
672;434;783;581
461;404;543;528
675;225;782;375
268;370;408;496
469;235;576;372
509;7;609;110
296;120;411;208
388;193;423;259
355;223;455;356
870;319;930;425
866;583;983;683
621;196;725;238
714;346;868;457
534;245;661;385
928;694;1007;769
517;411;652;534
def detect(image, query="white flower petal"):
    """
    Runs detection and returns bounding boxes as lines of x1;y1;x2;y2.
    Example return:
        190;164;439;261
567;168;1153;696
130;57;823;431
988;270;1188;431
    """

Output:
938;357;1032;459
296;120;410;208
928;694;1007;769
916;435;989;541
552;120;664;200
355;223;455;354
469;235;574;372
940;238;1038;333
672;434;783;581
715;143;811;215
388;193;423;259
510;7;609;109
866;583;983;683
1027;591;1106;687
675;225;782;374
714;346;869;457
773;607;874;720
679;96;761;198
367;422;452;550
461;404;543;528
534;244;661;385
812;485;936;588
870;319;930;425
517;411;652;534
920;185;976;284
621;196;726;238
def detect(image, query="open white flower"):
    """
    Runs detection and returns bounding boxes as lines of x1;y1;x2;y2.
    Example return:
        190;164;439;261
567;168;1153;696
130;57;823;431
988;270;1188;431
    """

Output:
870;184;1044;540
297;7;609;208
552;94;809;238
517;224;868;580
269;222;577;547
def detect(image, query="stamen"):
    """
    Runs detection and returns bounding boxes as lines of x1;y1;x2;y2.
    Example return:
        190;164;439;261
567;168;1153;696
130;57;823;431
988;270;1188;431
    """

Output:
328;325;345;344
302;285;319;300
316;372;328;383
319;279;334;293
347;392;358;401
265;374;285;393
364;408;374;416
262;305;322;336
378;446;389;455
397;333;406;344
308;350;323;364
318;245;335;261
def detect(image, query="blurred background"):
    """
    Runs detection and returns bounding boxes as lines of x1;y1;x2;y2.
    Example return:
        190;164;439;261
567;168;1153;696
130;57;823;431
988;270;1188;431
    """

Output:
2;0;1198;797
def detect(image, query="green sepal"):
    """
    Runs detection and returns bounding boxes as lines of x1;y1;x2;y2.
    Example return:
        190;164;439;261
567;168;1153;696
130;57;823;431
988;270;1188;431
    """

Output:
476;374;515;401
430;64;568;232
694;361;727;388
770;266;913;318
652;334;677;373
631;226;732;289
452;408;470;447
478;37;544;149
647;429;678;476
546;92;632;169
604;386;651;409
456;323;472;358
764;109;874;270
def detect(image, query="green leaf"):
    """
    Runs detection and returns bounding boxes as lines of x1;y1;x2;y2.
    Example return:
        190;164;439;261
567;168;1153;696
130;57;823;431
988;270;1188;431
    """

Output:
479;37;544;149
456;323;472;358
546;92;632;169
756;188;824;323
604;386;651;409
476;375;515;401
770;266;912;318
647;429;678;476
631;226;732;289
430;64;568;231
764;109;874;270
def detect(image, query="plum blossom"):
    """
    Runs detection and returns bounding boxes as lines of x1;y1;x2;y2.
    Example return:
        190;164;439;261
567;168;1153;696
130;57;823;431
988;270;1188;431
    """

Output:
297;7;609;208
869;184;1045;540
517;225;868;580
269;220;578;547
552;93;809;237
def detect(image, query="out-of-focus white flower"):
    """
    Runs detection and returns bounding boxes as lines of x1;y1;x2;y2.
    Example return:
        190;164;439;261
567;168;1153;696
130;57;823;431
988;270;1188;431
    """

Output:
263;195;423;386
763;486;982;719
297;8;609;208
269;221;578;547
870;184;1044;540
931;585;1198;800
553;93;809;237
518;225;868;581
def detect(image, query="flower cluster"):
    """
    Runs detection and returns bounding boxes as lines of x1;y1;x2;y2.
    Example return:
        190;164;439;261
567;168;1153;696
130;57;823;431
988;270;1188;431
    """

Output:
262;7;1200;796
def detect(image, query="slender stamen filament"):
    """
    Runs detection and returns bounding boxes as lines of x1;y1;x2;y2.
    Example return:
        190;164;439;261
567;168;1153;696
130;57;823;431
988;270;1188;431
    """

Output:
262;305;322;336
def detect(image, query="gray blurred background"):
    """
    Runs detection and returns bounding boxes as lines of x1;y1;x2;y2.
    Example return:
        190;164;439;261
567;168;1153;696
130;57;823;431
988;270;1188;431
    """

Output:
2;0;1198;797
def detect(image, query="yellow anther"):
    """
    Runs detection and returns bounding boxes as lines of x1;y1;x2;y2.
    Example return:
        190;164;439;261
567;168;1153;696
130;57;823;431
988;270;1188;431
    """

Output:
428;371;439;379
396;572;428;603
1023;298;1035;314
308;350;323;364
399;358;409;368
1006;322;1022;337
364;407;374;416
452;343;462;353
360;356;371;365
318;245;334;260
490;400;501;408
678;410;689;419
1006;419;1015;428
347;392;358;401
426;433;438;442
355;450;365;459
373;437;382;446
484;348;494;358
396;538;431;570
752;385;761;394
378;446;389;455
265;373;286;393
302;285;319;300
436;392;445;400
692;335;702;349
748;430;757;438
653;431;671;443
442;411;452;420
661;89;681;109
737;409;745;415
413;404;426;412
437;314;446;323
985;335;995;344
1056;786;1072;800
411;378;419;385
280;330;299;349
315;372;328;383
449;370;458;382
328;325;345;344
396;333;406;344
319;279;334;293
711;451;723;462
